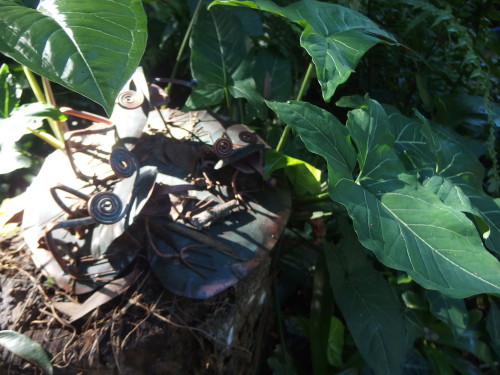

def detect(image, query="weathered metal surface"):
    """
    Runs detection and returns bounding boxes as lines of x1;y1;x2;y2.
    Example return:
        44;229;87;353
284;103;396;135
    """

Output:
21;68;291;301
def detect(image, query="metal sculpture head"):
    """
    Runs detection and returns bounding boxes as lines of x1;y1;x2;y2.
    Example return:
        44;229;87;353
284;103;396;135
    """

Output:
22;68;290;299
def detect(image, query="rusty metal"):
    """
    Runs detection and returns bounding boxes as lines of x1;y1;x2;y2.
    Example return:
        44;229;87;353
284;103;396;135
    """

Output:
21;68;291;300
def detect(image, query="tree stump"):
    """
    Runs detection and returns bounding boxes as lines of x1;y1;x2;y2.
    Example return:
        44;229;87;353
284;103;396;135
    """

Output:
0;228;274;375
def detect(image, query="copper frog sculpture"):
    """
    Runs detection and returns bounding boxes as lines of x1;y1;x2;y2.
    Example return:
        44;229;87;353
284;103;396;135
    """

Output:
21;68;291;300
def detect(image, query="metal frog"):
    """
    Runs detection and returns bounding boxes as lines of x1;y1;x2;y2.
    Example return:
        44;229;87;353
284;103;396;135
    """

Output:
21;68;290;299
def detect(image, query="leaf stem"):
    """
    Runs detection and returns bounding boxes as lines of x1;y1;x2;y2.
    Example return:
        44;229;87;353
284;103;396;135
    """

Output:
23;67;65;142
42;77;67;140
275;62;314;152
166;0;204;94
27;128;64;150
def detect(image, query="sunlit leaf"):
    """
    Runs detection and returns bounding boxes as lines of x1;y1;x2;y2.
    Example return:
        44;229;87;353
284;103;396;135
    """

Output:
327;316;344;367
264;150;322;196
0;103;65;174
271;98;500;297
0;330;53;375
0;63;21;118
0;0;147;114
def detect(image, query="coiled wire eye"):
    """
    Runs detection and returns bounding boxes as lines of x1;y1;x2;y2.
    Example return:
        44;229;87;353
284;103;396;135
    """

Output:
88;192;123;224
110;147;138;178
213;137;233;158
117;90;144;109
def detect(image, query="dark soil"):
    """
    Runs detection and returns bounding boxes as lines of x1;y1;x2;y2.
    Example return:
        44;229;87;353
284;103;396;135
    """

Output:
0;228;274;375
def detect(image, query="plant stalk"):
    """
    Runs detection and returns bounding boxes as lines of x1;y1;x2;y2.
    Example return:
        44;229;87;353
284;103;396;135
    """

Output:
28;128;64;150
275;62;314;152
42;77;67;140
23;67;64;142
166;0;204;94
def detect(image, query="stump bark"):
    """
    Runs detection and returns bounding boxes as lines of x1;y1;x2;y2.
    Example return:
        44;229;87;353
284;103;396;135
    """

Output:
0;229;274;375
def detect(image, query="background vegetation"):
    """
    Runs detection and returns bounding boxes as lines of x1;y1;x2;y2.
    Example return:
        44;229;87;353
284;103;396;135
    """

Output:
0;0;499;374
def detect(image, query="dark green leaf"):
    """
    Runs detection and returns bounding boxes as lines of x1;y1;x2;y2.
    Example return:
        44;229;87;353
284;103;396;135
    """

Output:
0;63;21;118
0;330;53;375
254;50;292;101
277;98;500;297
310;251;333;375
266;100;356;181
426;290;468;338
187;5;264;115
486;301;500;358
211;0;397;100
423;344;454;375
326;229;407;375
0;0;147;114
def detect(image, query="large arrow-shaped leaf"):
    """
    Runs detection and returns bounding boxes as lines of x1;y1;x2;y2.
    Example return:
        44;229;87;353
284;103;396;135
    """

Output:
187;5;264;116
267;99;500;297
326;227;406;375
0;0;147;114
211;0;397;101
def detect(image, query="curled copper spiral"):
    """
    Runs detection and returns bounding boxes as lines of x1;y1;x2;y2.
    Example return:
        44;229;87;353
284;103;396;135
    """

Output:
117;90;144;109
110;147;138;178
88;192;123;224
213;137;233;158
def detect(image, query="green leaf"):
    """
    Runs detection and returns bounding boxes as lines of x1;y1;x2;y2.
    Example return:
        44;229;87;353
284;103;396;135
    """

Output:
426;290;468;339
423;344;454;375
187;5;264;115
265;100;357;182
0;0;147;114
326;228;407;375
254;49;292;101
281;98;500;297
264;150;322;196
0;63;21;118
211;0;397;100
310;251;333;375
327;316;344;367
0;330;53;375
0;102;64;174
486;301;500;358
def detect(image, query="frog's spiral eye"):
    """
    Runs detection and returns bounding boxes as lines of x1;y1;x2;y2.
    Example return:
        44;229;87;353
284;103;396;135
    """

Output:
88;192;123;224
214;137;233;158
117;90;144;109
239;131;257;144
110;147;138;178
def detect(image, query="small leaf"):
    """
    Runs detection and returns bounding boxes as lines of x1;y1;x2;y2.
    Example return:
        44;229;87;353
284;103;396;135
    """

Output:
0;0;147;114
0;63;21;118
426;290;468;339
0;330;53;375
264;150;322;196
327;316;344;367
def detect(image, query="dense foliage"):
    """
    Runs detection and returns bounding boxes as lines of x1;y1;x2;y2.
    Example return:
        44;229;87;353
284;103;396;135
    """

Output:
0;0;499;374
